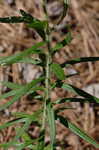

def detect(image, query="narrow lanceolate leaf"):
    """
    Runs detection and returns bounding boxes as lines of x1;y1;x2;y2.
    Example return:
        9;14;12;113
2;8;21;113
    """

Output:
0;9;34;23
0;118;27;130
47;102;56;149
19;9;34;23
13;110;42;123
0;90;26;111
0;16;26;23
0;41;45;66
0;89;21;100
0;81;22;89
0;141;32;150
52;32;72;52
54;97;95;104
57;115;99;148
0;86;43;102
0;82;43;100
0;142;17;149
62;84;99;103
0;77;44;111
51;63;65;80
61;57;99;67
12;112;32;118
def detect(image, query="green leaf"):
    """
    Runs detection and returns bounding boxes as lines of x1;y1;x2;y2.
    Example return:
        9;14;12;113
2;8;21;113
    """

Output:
0;142;28;150
0;41;45;66
12;112;32;118
0;81;22;89
0;9;34;24
0;81;43;100
52;32;72;52
62;83;99;103
0;118;27;130
57;115;99;148
51;63;65;80
22;132;32;143
0;91;25;111
28;20;47;40
12;109;42;123
19;9;34;23
0;140;36;150
0;89;21;100
0;77;44;111
61;57;99;67
0;16;26;23
47;102;56;149
26;86;44;95
54;97;95;104
0;142;17;149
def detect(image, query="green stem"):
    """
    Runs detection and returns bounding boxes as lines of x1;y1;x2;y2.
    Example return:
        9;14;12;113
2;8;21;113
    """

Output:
42;0;52;130
45;24;51;100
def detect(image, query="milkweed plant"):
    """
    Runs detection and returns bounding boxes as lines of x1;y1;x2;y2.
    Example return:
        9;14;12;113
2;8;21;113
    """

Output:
0;0;99;149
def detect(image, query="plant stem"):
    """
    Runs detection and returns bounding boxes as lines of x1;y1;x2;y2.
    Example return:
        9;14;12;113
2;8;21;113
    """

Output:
42;0;51;129
45;24;51;100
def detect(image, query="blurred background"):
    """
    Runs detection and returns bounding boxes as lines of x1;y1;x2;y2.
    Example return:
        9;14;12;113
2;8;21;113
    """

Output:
0;0;99;149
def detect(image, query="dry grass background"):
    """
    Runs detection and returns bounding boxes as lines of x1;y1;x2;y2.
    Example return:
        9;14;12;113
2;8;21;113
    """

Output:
0;0;99;149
